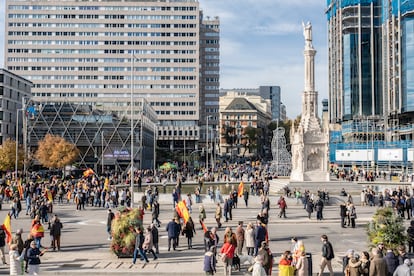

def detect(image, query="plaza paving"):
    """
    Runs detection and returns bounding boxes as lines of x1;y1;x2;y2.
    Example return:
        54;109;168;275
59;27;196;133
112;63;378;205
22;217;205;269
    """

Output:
0;181;406;275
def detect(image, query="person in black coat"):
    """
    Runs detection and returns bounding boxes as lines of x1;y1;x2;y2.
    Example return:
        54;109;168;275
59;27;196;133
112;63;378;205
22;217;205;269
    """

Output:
384;248;398;275
306;199;314;219
27;240;43;275
182;217;196;249
340;203;347;228
243;189;249;207
150;224;159;254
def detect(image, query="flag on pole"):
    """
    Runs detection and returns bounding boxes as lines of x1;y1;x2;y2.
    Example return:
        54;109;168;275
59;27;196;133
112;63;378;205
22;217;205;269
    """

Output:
237;181;244;197
83;168;95;177
2;214;12;244
175;201;190;224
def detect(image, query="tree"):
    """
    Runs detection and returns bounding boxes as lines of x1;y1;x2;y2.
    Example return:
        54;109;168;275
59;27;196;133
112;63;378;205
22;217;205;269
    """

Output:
242;126;258;157
367;207;406;250
221;125;236;156
35;134;79;169
0;138;24;172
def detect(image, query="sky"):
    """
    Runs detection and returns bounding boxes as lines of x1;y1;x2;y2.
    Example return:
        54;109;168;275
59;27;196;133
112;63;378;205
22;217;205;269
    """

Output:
0;0;328;119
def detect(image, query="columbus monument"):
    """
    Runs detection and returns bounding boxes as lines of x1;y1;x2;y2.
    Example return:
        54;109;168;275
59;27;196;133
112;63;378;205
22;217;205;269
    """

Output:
290;22;329;182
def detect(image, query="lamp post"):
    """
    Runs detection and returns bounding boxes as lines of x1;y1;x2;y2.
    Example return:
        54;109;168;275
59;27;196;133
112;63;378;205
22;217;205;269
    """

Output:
153;122;158;171
101;131;104;175
206;115;212;173
130;52;135;208
15;109;23;180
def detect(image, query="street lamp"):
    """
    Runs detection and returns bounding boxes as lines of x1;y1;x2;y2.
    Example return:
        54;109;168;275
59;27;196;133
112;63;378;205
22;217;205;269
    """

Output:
153;122;158;171
15;109;23;180
130;52;137;208
206;115;212;173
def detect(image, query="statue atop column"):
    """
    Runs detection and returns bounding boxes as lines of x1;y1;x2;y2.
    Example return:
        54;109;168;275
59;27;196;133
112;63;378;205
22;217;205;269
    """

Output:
302;21;313;48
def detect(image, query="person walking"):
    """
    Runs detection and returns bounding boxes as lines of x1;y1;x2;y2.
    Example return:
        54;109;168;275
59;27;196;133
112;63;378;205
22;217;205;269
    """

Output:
203;246;217;275
106;209;115;240
11;228;24;256
215;203;222;228
26;240;44;275
150;223;159;254
277;196;287;218
340;203;347;228
142;226;158;260
23;234;34;274
132;227;149;265
254;221;267;256
369;247;388;276
182;217;196;249
252;254;267;276
9;243;23;276
318;234;335;276
152;199;161;227
243;189;249;207
306;199;314;219
257;241;273;276
199;205;206;230
315;197;324;220
50;215;63;251
0;225;7;265
235;221;245;256
220;238;236;276
223;198;229;222
348;203;357;228
166;218;179;251
245;222;255;256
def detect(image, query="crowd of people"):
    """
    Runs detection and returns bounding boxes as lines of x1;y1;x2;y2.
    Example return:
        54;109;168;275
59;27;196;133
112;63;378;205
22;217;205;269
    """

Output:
0;161;414;275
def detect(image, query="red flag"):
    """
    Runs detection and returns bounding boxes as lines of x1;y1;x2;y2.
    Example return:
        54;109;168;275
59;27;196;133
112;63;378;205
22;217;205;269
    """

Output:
2;214;12;244
238;182;244;197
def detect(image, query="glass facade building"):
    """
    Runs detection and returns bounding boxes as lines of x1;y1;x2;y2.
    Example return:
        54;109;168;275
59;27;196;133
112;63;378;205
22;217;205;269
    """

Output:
327;0;414;167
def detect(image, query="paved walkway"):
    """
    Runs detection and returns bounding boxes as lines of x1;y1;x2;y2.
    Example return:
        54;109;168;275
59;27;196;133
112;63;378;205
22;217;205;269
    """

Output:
0;181;394;275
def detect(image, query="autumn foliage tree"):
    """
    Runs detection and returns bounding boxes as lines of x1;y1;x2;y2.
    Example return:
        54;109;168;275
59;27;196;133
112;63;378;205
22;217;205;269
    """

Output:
0;138;24;171
35;134;79;170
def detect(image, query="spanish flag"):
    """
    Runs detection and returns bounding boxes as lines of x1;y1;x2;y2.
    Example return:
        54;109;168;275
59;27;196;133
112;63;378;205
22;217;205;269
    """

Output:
17;179;24;200
83;168;95;177
2;214;12;244
175;201;190;224
237;182;244;197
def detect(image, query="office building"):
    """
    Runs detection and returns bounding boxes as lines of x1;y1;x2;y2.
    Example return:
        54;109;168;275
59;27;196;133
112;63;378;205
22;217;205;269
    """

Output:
219;90;272;159
220;86;284;121
4;0;219;159
326;0;414;169
0;69;32;144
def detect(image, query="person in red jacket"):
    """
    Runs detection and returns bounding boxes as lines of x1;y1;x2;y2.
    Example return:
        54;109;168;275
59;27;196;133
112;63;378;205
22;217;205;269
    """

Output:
220;240;236;276
277;196;288;218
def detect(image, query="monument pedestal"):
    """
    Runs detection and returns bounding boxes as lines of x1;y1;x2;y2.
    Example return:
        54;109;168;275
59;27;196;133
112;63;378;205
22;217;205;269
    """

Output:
289;22;329;183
